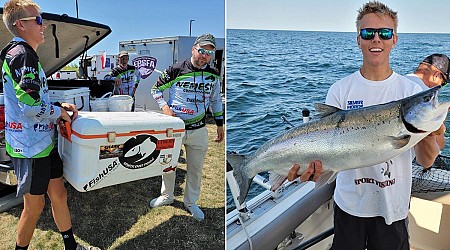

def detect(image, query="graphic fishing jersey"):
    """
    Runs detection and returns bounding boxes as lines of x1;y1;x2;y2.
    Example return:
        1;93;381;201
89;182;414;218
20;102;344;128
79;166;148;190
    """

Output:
152;59;223;130
0;37;61;158
104;64;140;96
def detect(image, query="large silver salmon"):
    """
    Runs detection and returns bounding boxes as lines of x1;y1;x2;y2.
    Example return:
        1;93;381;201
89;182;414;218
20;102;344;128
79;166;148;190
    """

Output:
228;86;450;205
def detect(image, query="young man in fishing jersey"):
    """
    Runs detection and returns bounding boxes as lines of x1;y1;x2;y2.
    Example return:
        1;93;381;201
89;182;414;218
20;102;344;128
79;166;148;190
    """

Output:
1;1;98;249
150;33;224;221
288;2;444;249
104;50;141;97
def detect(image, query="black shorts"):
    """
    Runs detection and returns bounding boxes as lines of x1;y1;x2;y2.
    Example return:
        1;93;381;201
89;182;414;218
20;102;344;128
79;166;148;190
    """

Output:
12;148;63;196
331;204;409;250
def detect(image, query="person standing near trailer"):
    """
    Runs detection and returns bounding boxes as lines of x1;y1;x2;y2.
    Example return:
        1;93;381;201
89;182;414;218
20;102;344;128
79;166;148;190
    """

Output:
104;51;141;98
150;33;224;221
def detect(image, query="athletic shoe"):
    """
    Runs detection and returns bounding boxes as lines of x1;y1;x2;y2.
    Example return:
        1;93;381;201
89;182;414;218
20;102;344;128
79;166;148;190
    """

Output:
184;203;204;221
75;244;101;250
149;196;174;207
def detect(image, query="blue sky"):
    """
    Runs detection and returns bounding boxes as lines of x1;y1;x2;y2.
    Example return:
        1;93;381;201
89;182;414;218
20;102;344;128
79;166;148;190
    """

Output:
4;0;225;56
227;0;450;34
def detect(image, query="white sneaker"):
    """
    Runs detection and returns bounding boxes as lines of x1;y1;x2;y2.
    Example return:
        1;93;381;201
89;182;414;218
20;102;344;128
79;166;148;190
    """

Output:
149;196;174;208
75;244;101;250
184;203;204;221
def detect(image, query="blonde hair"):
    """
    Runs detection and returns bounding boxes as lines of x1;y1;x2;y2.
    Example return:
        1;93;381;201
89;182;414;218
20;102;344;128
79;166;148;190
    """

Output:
3;0;41;36
356;1;398;34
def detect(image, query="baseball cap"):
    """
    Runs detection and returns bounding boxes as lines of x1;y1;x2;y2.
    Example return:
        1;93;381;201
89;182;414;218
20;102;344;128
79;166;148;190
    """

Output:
118;51;129;58
194;33;216;48
422;54;450;85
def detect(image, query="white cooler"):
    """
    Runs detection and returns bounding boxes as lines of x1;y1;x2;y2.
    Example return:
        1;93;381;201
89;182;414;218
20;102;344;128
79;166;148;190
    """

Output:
49;87;90;111
58;111;185;192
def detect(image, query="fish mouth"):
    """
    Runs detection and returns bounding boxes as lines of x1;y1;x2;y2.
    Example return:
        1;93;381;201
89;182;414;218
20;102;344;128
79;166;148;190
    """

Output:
401;113;426;133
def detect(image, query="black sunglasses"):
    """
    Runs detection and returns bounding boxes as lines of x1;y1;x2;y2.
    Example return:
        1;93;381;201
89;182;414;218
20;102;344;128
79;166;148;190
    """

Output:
440;73;449;87
359;28;394;40
14;16;43;26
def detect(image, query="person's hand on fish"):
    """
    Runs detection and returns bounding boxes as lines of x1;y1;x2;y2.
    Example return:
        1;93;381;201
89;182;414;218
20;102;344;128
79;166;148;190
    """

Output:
287;160;323;182
428;123;446;136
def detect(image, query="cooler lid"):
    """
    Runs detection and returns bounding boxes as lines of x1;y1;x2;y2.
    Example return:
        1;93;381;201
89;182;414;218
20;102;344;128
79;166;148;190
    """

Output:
71;111;185;138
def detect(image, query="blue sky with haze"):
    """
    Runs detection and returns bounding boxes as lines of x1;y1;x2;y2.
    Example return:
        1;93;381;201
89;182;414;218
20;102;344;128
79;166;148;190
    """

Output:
1;0;225;56
226;0;450;34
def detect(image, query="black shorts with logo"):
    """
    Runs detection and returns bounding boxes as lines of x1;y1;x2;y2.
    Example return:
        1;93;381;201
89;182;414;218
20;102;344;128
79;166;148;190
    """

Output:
12;148;63;196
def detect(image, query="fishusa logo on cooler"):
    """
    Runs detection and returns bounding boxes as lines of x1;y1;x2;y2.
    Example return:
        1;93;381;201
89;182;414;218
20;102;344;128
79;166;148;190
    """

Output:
83;159;120;191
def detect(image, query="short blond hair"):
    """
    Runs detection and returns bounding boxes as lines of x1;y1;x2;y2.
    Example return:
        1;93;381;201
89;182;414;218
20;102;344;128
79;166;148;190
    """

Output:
356;1;398;34
3;0;41;36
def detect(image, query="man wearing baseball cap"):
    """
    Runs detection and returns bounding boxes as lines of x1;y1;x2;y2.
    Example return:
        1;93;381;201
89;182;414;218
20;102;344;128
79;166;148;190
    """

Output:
406;54;450;90
194;33;216;47
150;33;223;221
405;53;449;150
104;50;140;103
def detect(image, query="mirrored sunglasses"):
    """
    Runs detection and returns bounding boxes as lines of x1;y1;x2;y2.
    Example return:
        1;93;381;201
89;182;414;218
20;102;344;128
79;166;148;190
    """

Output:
196;47;214;56
359;28;393;40
14;16;43;26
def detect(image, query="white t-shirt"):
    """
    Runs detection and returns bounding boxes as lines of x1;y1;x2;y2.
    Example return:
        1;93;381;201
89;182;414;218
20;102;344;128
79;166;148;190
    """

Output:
405;73;428;90
326;70;423;225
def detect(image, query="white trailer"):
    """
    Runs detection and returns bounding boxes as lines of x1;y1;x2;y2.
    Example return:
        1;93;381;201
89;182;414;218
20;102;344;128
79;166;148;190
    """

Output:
118;36;225;111
79;53;118;80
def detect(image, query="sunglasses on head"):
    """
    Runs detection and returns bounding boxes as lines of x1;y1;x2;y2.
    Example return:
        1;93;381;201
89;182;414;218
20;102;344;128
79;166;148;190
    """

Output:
196;47;214;56
14;16;43;26
359;28;393;40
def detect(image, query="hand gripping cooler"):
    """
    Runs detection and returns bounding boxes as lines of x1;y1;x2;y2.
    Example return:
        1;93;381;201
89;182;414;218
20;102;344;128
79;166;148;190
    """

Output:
58;111;185;192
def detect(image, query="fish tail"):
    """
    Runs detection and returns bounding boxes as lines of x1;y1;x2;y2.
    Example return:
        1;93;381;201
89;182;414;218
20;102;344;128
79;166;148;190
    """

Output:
227;153;252;205
234;169;252;205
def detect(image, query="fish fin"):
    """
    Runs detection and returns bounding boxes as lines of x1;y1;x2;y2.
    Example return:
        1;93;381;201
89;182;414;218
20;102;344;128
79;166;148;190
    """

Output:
314;103;342;118
227;153;252;205
314;171;337;189
269;171;287;191
388;134;411;149
227;153;246;170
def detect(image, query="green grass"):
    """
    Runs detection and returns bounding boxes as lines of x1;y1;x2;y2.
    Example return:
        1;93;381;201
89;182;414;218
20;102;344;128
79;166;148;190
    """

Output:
0;120;225;250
